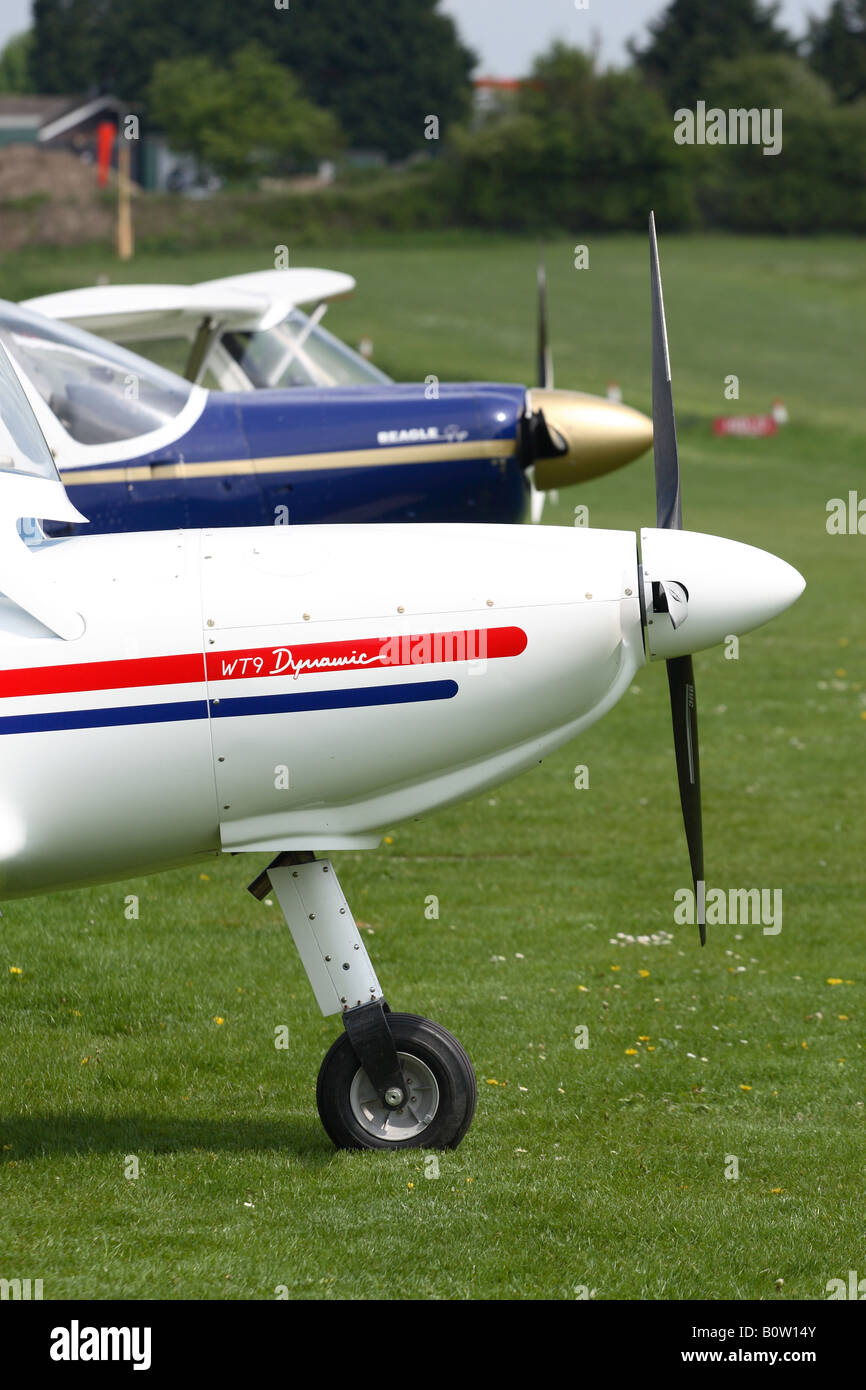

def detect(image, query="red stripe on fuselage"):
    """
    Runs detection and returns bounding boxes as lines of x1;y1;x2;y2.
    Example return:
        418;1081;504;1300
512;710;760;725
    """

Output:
207;627;527;682
0;628;527;699
0;652;204;699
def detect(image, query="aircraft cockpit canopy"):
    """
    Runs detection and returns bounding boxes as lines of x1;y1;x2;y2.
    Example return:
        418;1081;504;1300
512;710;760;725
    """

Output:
222;308;392;390
0;302;193;448
0;335;60;481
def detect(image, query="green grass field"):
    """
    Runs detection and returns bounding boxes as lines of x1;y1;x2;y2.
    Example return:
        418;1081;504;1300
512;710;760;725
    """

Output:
0;233;864;1300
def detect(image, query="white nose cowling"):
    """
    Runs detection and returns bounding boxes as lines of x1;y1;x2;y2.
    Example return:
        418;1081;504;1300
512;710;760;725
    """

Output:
641;527;805;661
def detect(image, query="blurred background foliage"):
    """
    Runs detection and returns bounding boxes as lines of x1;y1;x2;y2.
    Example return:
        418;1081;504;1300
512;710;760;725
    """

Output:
0;0;862;237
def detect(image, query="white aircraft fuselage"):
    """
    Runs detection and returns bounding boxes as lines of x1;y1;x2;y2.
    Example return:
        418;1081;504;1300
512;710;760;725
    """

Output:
0;506;802;900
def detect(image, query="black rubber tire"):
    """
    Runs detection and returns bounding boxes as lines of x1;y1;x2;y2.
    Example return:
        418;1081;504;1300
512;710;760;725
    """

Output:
316;1012;477;1151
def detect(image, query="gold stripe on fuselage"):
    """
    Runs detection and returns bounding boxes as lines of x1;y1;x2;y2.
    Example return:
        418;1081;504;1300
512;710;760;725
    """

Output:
60;438;517;487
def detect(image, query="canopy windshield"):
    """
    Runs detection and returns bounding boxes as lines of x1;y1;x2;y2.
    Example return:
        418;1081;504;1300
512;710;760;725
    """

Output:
0;336;60;480
222;308;392;389
0;302;193;446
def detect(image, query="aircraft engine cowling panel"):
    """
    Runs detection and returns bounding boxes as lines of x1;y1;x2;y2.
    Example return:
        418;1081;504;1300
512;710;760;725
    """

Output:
198;523;645;851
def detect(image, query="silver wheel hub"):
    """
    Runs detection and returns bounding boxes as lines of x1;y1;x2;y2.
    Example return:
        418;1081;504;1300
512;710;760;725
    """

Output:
349;1051;439;1141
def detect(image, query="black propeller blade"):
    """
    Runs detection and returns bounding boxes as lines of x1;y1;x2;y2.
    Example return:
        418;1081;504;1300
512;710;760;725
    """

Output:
667;655;705;945
536;259;554;390
650;212;681;531
649;211;705;945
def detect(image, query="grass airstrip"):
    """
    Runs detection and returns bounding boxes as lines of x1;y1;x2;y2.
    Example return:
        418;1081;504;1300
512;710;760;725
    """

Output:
0;233;863;1299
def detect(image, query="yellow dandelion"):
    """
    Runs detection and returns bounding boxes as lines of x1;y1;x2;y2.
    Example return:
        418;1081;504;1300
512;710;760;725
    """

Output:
625;1048;637;1056
801;1040;808;1049
771;1187;783;1194
384;836;394;845
9;966;22;975
638;969;650;979
740;1084;752;1091
407;1181;414;1190
485;1078;499;1086
199;873;210;881
466;1176;474;1183
838;1015;849;1021
80;1057;89;1065
647;1046;656;1052
638;1035;650;1041
577;984;589;992
214;1016;225;1026
826;978;843;985
610;964;620;972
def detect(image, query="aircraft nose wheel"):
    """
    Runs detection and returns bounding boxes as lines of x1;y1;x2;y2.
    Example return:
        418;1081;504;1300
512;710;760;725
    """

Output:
316;1013;477;1150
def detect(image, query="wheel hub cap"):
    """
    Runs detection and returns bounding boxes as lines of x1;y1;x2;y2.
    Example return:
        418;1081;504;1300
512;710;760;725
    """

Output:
349;1051;439;1140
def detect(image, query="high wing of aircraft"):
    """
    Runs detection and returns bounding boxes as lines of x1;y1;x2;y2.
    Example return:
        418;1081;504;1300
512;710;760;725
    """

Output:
0;297;653;538
24;268;378;392
0;218;804;1149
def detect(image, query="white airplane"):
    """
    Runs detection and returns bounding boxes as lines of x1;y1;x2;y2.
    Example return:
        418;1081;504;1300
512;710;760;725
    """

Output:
0;219;804;1150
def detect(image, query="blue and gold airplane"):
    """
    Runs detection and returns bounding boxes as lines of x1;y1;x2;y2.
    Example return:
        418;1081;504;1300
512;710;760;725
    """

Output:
4;269;652;536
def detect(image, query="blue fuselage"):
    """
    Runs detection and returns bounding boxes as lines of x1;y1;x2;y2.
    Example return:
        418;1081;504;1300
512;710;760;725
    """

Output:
48;384;531;536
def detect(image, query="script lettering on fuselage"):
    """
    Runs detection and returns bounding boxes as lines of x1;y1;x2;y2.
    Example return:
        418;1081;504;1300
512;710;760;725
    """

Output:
208;628;527;684
268;647;381;680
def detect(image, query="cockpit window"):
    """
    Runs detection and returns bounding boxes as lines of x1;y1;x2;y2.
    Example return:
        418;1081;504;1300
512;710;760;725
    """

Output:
0;337;60;480
223;308;392;389
0;303;193;446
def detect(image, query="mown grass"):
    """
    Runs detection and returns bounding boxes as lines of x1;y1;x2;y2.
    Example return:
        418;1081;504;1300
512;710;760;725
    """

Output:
0;233;863;1300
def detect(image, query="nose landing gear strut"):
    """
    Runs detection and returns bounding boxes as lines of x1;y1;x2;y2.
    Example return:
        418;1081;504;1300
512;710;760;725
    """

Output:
249;853;477;1150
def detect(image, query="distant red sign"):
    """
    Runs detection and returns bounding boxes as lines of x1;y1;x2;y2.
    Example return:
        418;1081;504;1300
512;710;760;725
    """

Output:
712;414;778;438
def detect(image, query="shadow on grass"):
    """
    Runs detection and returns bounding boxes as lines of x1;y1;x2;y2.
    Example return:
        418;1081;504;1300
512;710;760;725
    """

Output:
0;1112;334;1164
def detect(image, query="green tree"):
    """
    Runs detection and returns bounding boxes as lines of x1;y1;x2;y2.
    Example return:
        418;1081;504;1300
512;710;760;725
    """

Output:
147;44;342;181
29;0;104;95
441;44;696;232
691;54;863;232
522;44;694;228
271;0;476;159
807;0;866;102
30;0;475;159
0;31;35;93
629;0;794;110
703;52;835;110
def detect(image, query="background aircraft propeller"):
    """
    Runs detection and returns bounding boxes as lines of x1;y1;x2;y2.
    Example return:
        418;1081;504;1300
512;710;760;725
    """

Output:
526;259;555;521
521;259;654;495
536;258;554;391
648;211;705;945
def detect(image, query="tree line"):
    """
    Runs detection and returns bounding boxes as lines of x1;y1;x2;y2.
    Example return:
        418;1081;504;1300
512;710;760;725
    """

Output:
2;0;864;232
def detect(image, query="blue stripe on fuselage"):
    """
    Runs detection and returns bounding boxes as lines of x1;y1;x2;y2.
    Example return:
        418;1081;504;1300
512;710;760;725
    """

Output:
210;680;458;719
0;680;458;735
